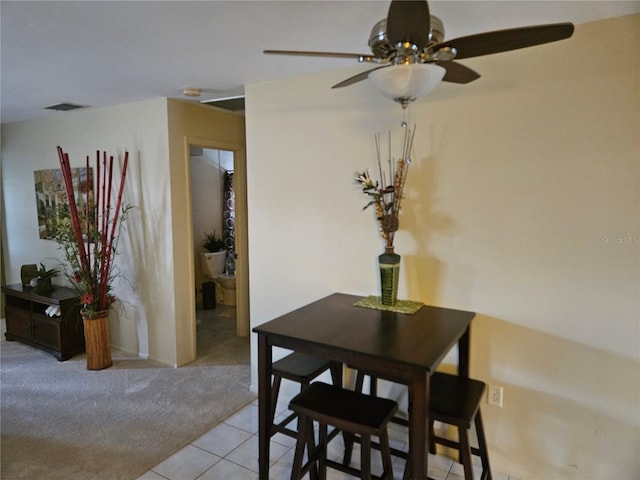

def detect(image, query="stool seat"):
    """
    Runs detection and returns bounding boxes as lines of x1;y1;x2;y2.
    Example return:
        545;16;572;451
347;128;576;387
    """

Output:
430;372;485;427
291;382;398;436
273;352;334;382
290;382;398;480
270;352;338;440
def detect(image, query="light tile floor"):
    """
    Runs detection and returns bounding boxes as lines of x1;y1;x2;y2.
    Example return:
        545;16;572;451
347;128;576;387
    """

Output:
137;392;516;480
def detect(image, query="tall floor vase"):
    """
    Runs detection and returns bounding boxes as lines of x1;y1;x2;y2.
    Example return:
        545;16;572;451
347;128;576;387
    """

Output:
81;310;113;370
378;246;400;306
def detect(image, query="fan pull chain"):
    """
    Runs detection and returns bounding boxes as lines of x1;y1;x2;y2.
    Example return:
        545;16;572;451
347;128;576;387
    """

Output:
401;103;412;129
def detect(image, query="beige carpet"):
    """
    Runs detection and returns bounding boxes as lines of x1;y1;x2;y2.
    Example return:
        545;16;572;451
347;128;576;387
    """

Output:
0;310;254;480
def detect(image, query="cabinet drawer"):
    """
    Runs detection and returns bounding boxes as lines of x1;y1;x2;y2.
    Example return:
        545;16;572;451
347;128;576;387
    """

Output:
6;295;30;311
5;305;32;340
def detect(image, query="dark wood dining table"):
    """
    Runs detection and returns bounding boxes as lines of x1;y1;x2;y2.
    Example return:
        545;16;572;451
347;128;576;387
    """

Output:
253;292;475;480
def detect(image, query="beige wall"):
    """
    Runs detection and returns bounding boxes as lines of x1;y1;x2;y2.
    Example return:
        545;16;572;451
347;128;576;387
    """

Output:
245;15;639;479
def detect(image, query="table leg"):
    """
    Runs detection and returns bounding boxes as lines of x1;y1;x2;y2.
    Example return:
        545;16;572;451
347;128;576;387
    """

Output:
329;360;343;387
257;334;272;480
407;374;429;480
458;325;470;378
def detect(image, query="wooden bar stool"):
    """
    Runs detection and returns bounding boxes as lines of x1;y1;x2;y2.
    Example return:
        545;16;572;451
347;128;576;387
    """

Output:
270;352;339;439
426;372;492;480
289;382;398;480
351;371;492;480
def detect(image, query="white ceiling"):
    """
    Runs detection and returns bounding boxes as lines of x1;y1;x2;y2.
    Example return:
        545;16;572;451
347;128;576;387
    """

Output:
2;0;638;124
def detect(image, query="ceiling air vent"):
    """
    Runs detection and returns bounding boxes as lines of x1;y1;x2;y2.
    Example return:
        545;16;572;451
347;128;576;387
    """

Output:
44;102;87;112
201;96;245;113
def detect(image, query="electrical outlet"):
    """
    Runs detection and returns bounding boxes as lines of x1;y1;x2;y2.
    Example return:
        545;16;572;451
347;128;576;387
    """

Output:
488;385;503;407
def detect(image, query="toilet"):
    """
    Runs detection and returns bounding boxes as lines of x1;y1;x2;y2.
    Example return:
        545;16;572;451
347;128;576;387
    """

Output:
200;251;236;306
215;273;236;306
200;251;226;277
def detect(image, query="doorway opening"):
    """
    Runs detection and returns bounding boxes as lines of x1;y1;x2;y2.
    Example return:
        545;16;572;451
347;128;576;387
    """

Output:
189;146;248;364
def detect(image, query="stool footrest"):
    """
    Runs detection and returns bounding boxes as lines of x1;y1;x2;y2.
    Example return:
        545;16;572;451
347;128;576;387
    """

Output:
271;406;311;441
346;433;409;460
433;434;483;457
272;413;342;442
390;416;410;428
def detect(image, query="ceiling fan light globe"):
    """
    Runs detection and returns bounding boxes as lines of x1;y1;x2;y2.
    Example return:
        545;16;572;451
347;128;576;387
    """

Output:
369;63;445;105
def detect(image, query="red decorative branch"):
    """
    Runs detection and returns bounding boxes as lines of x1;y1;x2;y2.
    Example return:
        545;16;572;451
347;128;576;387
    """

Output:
85;155;91;271
99;153;107;302
103;152;129;309
95;151;100;249
57;146;89;273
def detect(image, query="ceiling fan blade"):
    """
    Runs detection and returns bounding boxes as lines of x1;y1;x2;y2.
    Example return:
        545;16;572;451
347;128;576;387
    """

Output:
386;0;430;49
434;23;574;60
435;61;481;84
331;66;389;89
264;49;370;60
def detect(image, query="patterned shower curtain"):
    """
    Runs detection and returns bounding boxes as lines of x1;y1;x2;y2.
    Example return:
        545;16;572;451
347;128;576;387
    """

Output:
222;171;235;274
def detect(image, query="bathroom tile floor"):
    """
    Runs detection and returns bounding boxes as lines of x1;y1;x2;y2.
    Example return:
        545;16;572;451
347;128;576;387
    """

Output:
137;306;515;480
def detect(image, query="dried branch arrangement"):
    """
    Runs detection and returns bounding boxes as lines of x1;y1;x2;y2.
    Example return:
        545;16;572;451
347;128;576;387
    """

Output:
355;125;416;250
55;146;131;317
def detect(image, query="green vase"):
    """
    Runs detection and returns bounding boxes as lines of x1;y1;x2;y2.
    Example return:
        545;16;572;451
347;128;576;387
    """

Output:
378;247;400;306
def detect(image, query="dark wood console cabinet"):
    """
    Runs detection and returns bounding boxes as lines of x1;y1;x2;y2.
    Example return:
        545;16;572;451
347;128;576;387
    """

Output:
2;283;85;361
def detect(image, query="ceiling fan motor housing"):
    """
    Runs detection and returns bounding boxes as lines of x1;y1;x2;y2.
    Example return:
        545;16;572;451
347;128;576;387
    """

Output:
369;16;445;59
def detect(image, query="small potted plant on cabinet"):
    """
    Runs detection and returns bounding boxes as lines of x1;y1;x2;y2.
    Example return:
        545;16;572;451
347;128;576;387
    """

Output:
34;263;59;293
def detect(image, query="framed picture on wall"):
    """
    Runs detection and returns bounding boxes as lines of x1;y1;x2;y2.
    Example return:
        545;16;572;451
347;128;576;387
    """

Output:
33;167;92;240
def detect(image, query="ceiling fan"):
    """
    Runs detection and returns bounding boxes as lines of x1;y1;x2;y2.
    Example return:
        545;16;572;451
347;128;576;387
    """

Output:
264;0;574;107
